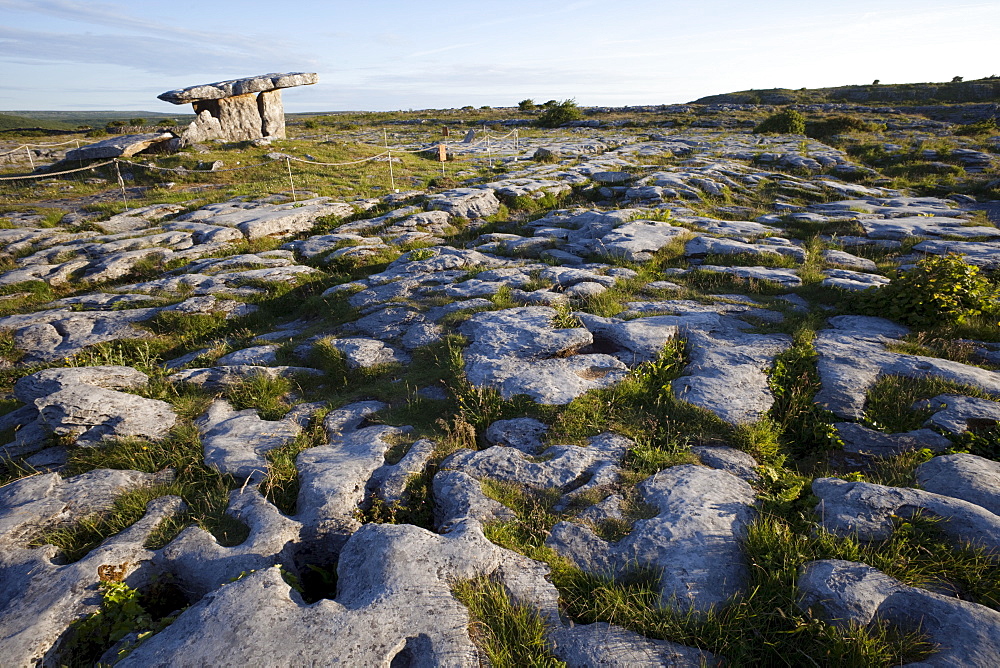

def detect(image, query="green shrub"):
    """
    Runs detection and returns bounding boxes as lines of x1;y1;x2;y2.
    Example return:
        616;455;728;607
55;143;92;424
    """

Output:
536;99;583;128
806;115;883;139
753;109;806;135
518;99;536;111
867;253;1000;328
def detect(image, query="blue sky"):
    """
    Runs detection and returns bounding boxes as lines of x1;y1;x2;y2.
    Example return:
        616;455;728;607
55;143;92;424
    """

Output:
1;0;998;112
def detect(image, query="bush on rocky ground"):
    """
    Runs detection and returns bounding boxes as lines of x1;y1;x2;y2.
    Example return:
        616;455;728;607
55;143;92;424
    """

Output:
536;99;583;128
753;109;806;134
866;253;1000;328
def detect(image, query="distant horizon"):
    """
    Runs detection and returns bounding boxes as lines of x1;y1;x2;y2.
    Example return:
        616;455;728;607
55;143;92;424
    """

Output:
4;73;999;117
3;0;998;112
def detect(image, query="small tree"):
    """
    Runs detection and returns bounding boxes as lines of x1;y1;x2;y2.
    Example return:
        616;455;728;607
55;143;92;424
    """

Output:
872;79;880;85
518;98;536;111
128;117;146;126
952;76;964;83
536;99;582;128
753;109;806;134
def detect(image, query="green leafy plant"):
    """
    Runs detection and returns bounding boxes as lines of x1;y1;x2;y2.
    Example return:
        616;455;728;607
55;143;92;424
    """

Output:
753;109;807;135
59;579;179;666
867;253;1000;328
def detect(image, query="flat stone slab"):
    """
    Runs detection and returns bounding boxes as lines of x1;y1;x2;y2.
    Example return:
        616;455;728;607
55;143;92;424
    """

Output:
597;220;689;262
822;249;878;272
695;264;802;287
821;268;889;291
65;133;174;161
324;337;411;369
425;188;501;219
158;72;319;104
860;216;1000;240
914;393;1000;433
912;240;1000;268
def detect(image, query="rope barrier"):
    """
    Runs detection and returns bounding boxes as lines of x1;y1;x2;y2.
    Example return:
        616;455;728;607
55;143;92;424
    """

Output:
0;126;525;185
0;138;90;157
283;152;391;166
117;158;276;174
0;159;116;181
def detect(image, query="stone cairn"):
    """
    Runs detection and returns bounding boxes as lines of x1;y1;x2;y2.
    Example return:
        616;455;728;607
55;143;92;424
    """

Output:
157;72;318;147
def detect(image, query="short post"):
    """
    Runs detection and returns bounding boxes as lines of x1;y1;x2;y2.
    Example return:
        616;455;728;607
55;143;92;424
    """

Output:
285;157;297;202
113;159;129;211
383;128;396;192
439;143;447;178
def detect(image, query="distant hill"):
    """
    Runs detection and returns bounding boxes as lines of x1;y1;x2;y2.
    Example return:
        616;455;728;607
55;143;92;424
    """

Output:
0;110;194;129
0;113;76;131
691;77;1000;106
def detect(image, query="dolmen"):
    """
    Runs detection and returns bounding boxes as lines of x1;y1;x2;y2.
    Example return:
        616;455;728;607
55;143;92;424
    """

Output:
158;72;318;146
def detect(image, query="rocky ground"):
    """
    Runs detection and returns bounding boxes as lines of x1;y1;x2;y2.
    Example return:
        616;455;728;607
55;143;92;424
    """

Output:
0;105;999;666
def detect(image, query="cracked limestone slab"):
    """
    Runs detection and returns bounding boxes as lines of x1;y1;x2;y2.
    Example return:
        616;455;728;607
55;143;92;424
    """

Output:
323;337;411;369
547;465;756;612
0;495;183;667
35;384;177;446
214;344;280;367
425;187;501;219
196;399;301;483
833;422;950;469
13;365;149;403
821;268;890;291
174;197;354;240
859;216;1000;241
911;240;1000;269
295;402;409;552
814;316;1000;420
596;220;689;262
460;306;628;404
121;521;545;667
799;559;1000;667
577;306;789;424
0;307;159;363
822;249;878;272
913;394;1000;434
695;264;802;288
916;454;1000;517
812;477;1000;553
155;487;301;598
168;365;321;391
443;433;631;494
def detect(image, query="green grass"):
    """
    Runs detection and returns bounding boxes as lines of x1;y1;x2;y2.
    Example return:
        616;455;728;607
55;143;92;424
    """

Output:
481;495;941;666
33;422;248;561
453;576;565;667
863;375;1000;433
